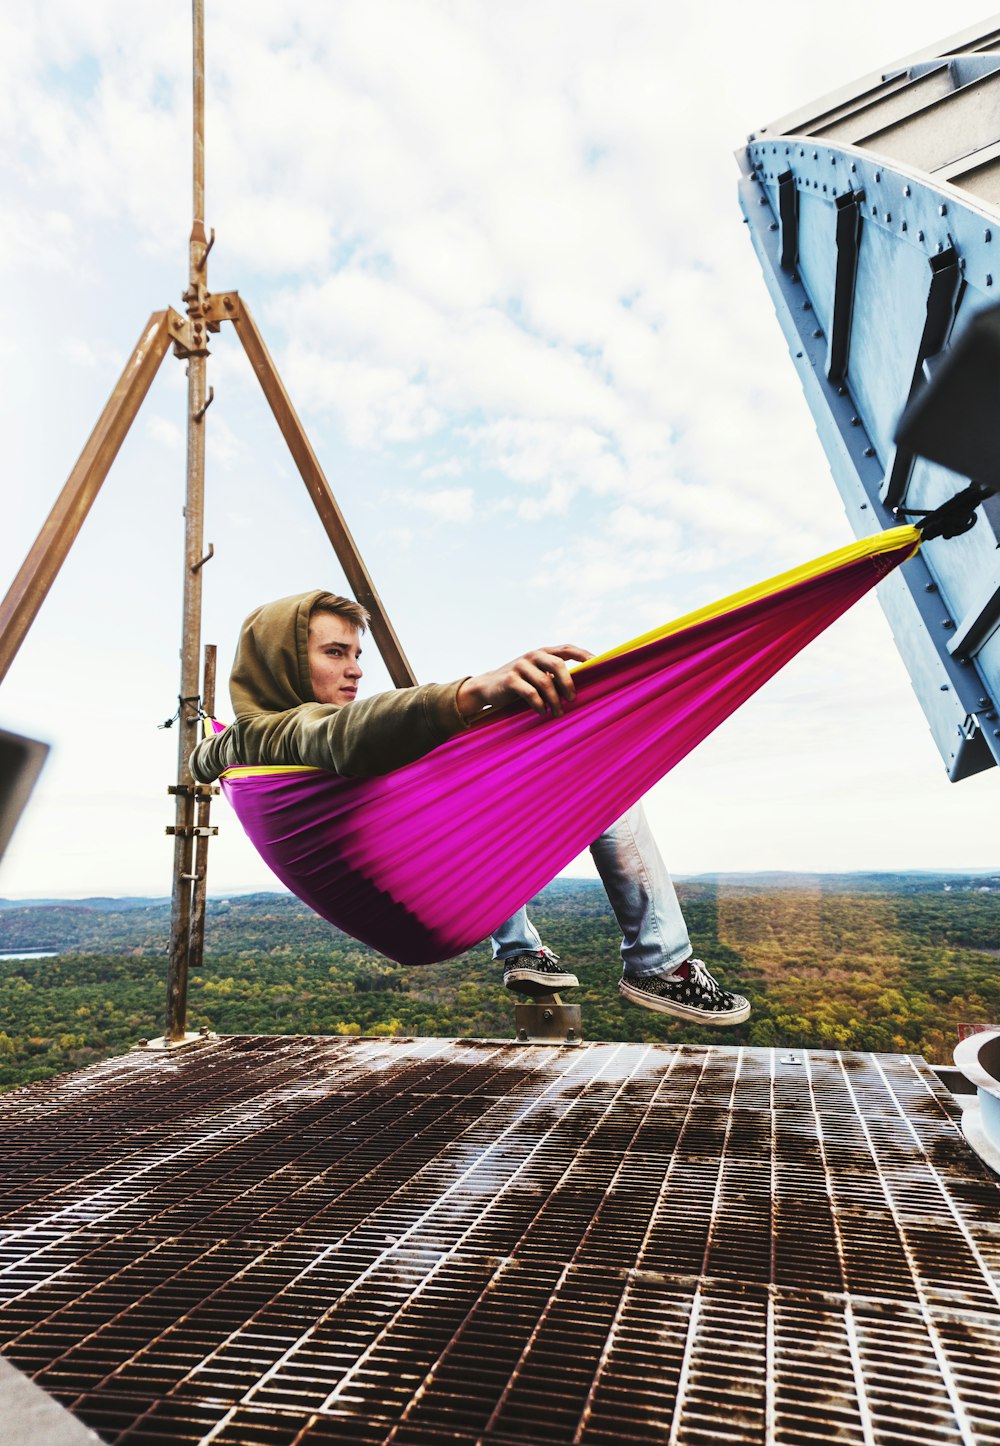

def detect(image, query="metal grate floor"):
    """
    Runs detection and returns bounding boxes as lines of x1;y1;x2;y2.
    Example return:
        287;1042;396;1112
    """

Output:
0;1036;998;1444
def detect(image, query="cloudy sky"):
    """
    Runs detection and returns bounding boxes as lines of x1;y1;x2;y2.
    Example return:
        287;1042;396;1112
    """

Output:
2;1;997;898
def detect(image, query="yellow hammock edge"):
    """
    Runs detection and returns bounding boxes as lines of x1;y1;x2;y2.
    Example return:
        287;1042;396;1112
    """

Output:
216;523;922;779
573;523;922;673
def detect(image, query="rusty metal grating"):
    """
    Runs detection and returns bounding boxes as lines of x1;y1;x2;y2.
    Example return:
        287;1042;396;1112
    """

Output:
0;1037;999;1444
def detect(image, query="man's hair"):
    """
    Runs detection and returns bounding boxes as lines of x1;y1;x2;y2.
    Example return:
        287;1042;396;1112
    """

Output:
309;593;370;632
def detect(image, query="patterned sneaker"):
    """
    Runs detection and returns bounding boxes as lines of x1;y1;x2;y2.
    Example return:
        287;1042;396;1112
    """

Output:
503;948;580;995
619;957;750;1026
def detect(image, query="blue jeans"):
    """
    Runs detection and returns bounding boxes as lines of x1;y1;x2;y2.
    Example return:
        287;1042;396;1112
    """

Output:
489;803;691;980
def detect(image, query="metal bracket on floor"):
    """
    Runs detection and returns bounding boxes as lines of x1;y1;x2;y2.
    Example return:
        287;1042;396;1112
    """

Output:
514;993;582;1046
134;1028;218;1052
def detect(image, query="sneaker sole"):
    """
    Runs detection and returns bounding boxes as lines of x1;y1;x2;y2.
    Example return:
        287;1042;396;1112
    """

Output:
618;977;750;1026
504;968;580;995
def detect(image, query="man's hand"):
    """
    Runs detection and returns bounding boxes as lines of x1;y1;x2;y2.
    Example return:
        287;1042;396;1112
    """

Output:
457;644;594;720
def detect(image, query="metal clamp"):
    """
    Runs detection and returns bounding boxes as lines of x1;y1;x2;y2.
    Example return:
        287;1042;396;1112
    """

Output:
167;306;210;359
167;783;219;799
514;993;582;1046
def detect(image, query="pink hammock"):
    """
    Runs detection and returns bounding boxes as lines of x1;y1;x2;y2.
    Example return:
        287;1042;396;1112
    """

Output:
220;527;919;965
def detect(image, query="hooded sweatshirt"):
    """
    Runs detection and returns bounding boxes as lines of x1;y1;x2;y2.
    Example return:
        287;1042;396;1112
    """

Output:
189;590;469;782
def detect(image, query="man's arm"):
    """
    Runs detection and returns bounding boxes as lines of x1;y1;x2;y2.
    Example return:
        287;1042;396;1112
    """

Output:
457;644;593;720
190;681;468;782
190;644;595;783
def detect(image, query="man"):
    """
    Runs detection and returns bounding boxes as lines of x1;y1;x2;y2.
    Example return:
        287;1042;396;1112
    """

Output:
191;591;750;1025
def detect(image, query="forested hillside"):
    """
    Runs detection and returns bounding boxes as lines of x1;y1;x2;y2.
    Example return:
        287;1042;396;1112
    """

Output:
0;876;998;1089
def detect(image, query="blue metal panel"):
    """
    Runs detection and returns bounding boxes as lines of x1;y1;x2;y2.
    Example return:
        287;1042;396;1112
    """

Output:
795;192;837;335
738;127;1000;779
847;223;928;461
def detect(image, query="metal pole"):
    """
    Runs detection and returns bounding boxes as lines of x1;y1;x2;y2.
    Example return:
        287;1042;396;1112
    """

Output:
165;0;211;1042
186;644;216;997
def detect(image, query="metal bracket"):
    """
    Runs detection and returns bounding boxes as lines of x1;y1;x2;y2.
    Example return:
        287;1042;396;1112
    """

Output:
167;783;219;799
135;1028;217;1052
200;290;242;327
881;247;963;509
827;189;864;382
167;306;210;359
514;992;582;1046
196;227;216;273
165;824;218;838
777;169;798;271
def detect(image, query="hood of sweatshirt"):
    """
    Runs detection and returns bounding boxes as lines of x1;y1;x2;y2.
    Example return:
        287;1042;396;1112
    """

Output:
229;590;330;717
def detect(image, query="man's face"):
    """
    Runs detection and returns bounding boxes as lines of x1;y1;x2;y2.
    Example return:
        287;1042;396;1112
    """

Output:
307;614;363;705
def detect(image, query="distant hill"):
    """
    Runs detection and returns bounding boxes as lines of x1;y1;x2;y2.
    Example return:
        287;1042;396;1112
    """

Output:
0;874;998;1088
685;871;1000;893
0;896;169;912
2;871;998;917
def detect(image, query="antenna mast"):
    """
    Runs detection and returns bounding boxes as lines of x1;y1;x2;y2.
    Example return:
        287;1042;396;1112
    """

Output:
165;0;214;1043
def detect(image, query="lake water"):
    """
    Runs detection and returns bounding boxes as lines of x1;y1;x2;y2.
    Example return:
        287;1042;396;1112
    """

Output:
0;951;59;960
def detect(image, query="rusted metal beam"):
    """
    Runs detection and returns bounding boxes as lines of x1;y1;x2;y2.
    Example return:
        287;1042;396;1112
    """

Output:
0;312;174;685
186;643;217;1007
231;298;418;689
166;0;212;1044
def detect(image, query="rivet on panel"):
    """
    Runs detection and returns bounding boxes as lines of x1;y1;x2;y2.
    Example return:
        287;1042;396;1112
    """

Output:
939;203;947;215
863;447;875;457
903;184;911;196
918;230;925;242
986;229;993;242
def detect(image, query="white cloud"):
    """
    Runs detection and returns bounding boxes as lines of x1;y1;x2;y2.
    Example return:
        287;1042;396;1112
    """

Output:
3;0;997;895
59;336;99;368
146;414;183;449
397;486;474;523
